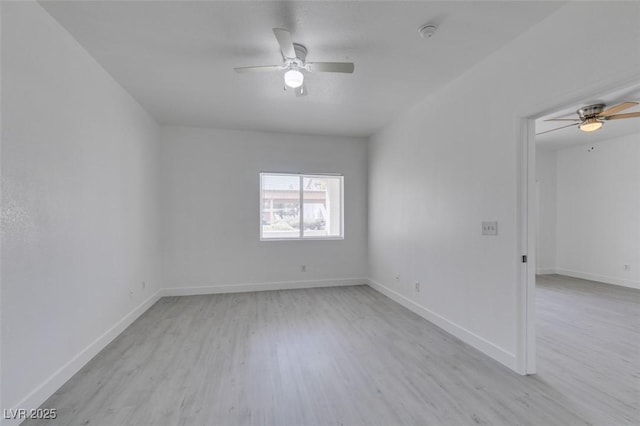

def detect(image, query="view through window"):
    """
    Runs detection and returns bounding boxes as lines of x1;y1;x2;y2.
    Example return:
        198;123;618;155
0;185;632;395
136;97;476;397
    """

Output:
260;173;343;240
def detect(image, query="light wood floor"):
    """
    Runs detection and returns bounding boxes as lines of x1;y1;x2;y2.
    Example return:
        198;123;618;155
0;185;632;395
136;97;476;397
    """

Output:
25;279;639;425
535;274;639;426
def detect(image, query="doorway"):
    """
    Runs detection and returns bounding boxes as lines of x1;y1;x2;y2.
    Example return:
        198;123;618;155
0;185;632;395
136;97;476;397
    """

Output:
517;82;640;422
516;80;640;374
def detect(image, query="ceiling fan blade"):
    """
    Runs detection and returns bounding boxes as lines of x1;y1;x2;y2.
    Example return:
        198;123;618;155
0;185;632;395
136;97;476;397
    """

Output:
273;28;296;59
544;118;580;122
535;122;579;136
599;102;638;117
295;84;308;97
603;112;640;120
234;65;283;73
306;62;355;73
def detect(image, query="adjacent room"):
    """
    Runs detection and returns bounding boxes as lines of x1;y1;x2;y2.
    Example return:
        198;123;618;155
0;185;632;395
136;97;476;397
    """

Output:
2;1;639;425
534;84;640;426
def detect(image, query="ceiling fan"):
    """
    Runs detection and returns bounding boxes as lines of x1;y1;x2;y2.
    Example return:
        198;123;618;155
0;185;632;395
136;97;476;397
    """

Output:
537;102;640;135
234;28;355;97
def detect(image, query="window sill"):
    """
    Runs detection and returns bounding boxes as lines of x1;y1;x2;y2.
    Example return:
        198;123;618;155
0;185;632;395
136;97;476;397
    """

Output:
260;237;344;242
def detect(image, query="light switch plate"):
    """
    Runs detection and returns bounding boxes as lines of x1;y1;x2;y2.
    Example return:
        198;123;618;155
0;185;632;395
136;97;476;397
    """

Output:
482;221;498;235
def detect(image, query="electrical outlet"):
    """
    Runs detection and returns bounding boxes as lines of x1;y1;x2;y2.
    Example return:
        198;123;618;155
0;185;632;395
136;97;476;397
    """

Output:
415;282;421;292
482;221;498;236
301;265;306;272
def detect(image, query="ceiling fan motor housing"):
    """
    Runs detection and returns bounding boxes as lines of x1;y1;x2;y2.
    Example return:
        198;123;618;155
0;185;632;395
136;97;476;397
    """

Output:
577;103;605;120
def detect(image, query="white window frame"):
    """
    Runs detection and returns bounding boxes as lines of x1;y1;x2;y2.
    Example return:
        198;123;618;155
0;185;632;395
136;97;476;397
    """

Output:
260;172;344;241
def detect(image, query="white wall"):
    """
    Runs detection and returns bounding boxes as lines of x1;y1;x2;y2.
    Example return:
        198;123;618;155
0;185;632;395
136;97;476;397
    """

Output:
368;1;640;371
1;1;161;416
556;134;640;289
159;126;368;293
536;148;557;274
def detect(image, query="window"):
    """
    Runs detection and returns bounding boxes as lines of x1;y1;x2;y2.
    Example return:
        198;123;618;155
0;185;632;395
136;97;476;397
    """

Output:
260;173;343;240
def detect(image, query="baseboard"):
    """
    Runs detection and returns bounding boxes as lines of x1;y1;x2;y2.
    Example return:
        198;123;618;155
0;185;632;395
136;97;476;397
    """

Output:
3;290;162;426
366;278;517;372
162;277;368;297
555;268;640;290
536;268;556;275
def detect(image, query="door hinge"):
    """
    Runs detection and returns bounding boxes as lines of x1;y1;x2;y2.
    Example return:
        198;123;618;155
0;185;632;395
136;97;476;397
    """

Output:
522;255;528;263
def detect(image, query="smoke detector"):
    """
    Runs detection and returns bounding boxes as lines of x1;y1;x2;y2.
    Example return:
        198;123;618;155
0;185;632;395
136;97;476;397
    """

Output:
418;24;438;39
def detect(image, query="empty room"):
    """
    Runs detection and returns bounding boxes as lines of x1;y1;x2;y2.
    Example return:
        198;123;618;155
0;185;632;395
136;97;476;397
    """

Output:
1;1;638;426
534;84;640;426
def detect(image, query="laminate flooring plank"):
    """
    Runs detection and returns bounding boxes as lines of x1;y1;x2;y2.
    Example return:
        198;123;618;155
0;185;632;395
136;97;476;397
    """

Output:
536;274;640;426
23;280;639;426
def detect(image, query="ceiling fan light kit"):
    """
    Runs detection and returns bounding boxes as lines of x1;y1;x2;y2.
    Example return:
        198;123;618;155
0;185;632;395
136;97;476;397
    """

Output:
234;28;355;97
284;69;304;88
578;117;603;132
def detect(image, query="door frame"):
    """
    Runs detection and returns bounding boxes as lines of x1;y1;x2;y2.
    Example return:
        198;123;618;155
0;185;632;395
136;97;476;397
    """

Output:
516;116;537;374
515;74;640;375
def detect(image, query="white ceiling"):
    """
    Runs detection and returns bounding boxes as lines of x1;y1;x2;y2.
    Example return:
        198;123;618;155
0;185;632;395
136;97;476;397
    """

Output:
536;84;640;150
40;1;563;137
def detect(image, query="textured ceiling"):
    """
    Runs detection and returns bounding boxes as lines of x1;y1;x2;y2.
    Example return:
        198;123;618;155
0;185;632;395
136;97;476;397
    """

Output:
40;1;564;137
536;84;640;150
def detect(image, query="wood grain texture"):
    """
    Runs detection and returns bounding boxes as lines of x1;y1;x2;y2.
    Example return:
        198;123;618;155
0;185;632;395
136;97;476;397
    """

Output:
24;281;639;425
536;274;640;426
